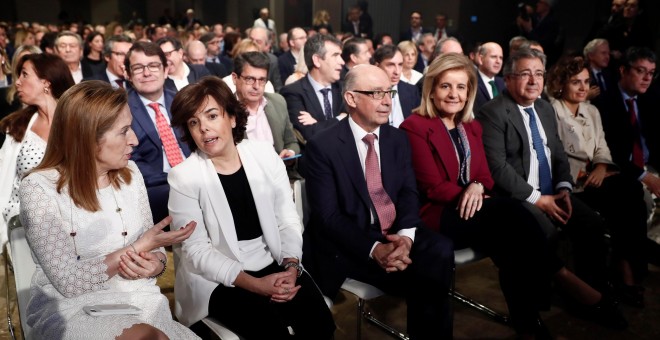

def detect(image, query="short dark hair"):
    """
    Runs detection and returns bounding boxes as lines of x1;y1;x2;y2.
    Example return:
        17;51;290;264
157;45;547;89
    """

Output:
156;36;182;50
125;41;167;76
341;37;367;63
40;32;58;51
84;31;104;56
373;44;399;64
503;48;547;76
622;46;657;70
304;33;342;71
233;51;270;76
199;32;215;47
103;34;133;58
171;76;248;151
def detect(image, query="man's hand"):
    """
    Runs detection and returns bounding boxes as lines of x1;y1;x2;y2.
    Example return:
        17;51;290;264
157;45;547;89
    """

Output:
642;173;660;197
534;190;572;224
372;236;413;273
298;111;317;125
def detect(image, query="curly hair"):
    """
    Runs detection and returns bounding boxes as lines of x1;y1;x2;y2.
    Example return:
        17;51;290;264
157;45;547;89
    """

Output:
546;55;589;99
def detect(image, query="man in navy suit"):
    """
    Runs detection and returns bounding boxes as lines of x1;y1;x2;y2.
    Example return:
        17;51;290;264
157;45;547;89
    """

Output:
184;40;228;78
124;41;191;223
83;34;133;89
584;38;614;106
302;65;454;339
374;45;420;127
156;37;210;92
278;27;307;82
400;11;431;44
474;42;505;112
280;34;346;141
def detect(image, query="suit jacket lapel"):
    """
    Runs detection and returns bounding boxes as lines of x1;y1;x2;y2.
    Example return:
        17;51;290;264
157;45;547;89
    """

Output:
337;120;372;209
427;123;460;182
332;82;343;117
477;76;490;100
128;90;162;148
301;78;325;121
503;92;531;178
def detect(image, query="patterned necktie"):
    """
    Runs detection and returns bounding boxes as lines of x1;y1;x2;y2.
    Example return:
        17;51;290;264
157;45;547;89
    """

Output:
523;107;553;195
626;98;645;169
320;88;333;120
115;79;124;89
148;103;184;167
488;80;499;98
362;134;396;235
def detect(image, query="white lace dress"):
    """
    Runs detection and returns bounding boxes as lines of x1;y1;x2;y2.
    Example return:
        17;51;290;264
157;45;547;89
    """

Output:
19;161;199;340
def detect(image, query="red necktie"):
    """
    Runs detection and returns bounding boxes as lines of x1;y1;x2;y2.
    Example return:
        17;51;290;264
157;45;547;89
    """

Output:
114;79;124;89
625;98;645;169
362;134;396;235
148;103;184;167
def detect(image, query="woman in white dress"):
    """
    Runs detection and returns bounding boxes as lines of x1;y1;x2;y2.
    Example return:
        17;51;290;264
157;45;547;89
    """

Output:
19;81;199;339
0;53;74;251
398;40;423;85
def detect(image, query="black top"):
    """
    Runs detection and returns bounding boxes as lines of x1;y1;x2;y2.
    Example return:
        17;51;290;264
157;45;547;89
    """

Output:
448;128;468;187
218;166;263;241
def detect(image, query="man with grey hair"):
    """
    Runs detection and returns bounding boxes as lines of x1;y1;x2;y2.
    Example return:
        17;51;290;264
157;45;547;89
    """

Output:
415;36;463;92
413;32;435;73
278;27;307;82
249;26;283;91
55;31;84;83
84;34;133;89
280;34;346;140
477;48;627;330
302;64;454;339
583;38;612;101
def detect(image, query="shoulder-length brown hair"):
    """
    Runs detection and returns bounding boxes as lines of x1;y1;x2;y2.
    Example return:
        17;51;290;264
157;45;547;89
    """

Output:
546;55;589;100
171;76;248;152
0;53;74;142
417;52;477;124
32;81;132;212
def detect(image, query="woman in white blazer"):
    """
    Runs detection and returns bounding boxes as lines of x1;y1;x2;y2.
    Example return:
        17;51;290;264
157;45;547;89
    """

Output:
168;77;334;339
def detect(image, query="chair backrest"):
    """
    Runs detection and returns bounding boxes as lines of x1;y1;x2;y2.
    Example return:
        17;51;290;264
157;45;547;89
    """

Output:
9;225;36;339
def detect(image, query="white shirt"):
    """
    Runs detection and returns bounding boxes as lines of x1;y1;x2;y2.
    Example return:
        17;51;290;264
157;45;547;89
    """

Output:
71;63;83;84
168;63;190;91
478;69;496;99
307;74;333;118
348;116;416;257
389;84;405;128
106;69;124;89
138;94;184;172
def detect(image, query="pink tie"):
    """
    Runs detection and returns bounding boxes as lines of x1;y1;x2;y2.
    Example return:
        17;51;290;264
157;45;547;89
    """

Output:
362;134;396;235
148;103;183;167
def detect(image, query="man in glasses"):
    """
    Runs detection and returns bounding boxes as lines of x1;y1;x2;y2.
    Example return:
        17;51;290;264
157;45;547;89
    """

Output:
156;37;210;92
477;48;627;328
302;64;454;340
232;52;300;176
373;44;420;127
83;34;133;89
125;41;191;223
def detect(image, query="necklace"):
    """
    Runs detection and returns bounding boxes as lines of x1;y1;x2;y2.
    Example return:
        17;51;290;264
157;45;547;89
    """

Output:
70;186;127;260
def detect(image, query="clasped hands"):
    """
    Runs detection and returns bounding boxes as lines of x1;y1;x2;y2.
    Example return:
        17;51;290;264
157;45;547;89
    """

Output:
118;216;197;280
373;235;413;273
535;189;573;225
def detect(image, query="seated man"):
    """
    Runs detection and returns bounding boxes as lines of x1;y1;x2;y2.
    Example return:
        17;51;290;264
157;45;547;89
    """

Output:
302;65;454;339
83;34;133;89
156;36;210;92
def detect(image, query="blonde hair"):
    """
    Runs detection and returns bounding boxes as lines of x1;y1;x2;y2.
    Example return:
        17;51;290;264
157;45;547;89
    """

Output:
397;40;417;57
417;53;477;124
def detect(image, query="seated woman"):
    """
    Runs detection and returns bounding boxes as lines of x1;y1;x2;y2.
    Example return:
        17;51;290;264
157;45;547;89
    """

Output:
547;55;648;307
1;53;74;250
400;53;627;337
398;40;423;85
168;76;335;339
19;81;199;339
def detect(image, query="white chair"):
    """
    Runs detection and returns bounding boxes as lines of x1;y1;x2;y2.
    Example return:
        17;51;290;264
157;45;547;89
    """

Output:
451;247;510;325
5;218;36;340
293;179;410;340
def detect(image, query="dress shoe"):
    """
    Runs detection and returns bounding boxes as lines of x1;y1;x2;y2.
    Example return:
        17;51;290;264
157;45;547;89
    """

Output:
581;296;628;330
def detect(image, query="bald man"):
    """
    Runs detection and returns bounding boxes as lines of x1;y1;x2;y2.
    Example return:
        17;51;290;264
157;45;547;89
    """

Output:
474;42;505;111
185;40;228;77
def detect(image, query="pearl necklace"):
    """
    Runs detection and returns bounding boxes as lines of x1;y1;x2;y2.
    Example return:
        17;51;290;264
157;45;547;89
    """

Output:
70;186;127;260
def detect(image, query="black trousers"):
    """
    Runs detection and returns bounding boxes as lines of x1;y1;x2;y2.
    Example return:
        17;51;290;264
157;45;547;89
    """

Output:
574;173;649;281
440;196;556;333
345;226;454;340
208;262;335;340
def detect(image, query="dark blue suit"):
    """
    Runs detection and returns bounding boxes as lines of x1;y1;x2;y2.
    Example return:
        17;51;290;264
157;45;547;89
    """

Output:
278;50;297;83
474;75;505;112
397;81;421;119
127;88;191;223
164;63;211;93
280;76;344;141
302;119;454;339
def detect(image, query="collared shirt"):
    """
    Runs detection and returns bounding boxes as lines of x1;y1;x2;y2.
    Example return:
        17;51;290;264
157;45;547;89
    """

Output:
410;27;423;43
168;63;191;91
389;84;405;128
434;28;447;41
307;74;333;119
138;94;184;173
106;69;124;89
620;85;650;180
71;63;83;84
348;116;416;257
244;96;274;146
478;69;496;99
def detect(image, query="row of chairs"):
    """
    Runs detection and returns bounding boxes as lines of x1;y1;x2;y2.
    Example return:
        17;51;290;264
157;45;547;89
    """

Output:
3;179;509;340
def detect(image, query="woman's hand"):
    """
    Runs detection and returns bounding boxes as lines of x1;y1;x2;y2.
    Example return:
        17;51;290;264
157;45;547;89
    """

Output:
118;251;164;280
133;216;196;252
298;111;318;125
271;269;301;302
457;182;484;220
584;163;607;188
234;271;301;303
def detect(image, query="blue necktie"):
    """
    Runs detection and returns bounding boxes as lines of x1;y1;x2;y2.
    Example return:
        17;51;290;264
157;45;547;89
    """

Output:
524;107;553;195
320;88;332;120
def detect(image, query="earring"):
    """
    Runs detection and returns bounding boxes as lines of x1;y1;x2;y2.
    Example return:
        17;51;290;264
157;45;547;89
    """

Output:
231;122;236;128
44;88;50;94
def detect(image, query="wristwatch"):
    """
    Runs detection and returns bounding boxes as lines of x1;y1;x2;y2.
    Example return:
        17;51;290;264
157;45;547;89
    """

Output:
283;261;303;278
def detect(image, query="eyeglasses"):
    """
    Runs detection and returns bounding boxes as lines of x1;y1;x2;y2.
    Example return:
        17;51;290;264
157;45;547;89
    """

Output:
130;62;163;74
110;51;127;58
510;71;545;80
162;49;179;58
630;66;656;78
239;75;268;86
352;89;397;100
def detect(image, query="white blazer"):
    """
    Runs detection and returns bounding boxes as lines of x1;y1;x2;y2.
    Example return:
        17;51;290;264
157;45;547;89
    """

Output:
168;139;303;326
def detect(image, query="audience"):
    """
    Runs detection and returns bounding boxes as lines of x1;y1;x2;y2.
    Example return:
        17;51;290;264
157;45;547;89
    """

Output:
583;38;614;102
81;31;105;78
373;44;420;127
168;76;335;338
474;42;505;112
83;34;133;89
249;27;283;92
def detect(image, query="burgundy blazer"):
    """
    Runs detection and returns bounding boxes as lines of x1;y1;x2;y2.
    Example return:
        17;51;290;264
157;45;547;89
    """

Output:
400;113;494;232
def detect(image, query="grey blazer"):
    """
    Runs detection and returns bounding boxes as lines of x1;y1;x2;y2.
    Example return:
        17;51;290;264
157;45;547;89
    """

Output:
263;92;300;154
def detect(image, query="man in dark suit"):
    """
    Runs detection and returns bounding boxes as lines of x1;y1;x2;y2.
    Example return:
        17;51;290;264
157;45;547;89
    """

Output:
584;38;614;105
156;37;210;92
400;11;431;44
124;41;191;223
278;27;307;82
432;13;460;41
477;48;626;328
340;37;372;81
342;6;373;39
302;65;454;339
280;34;346;141
373;45;420;127
184;40;228;78
249;27;283;92
474;42;505;112
83;34;133;89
